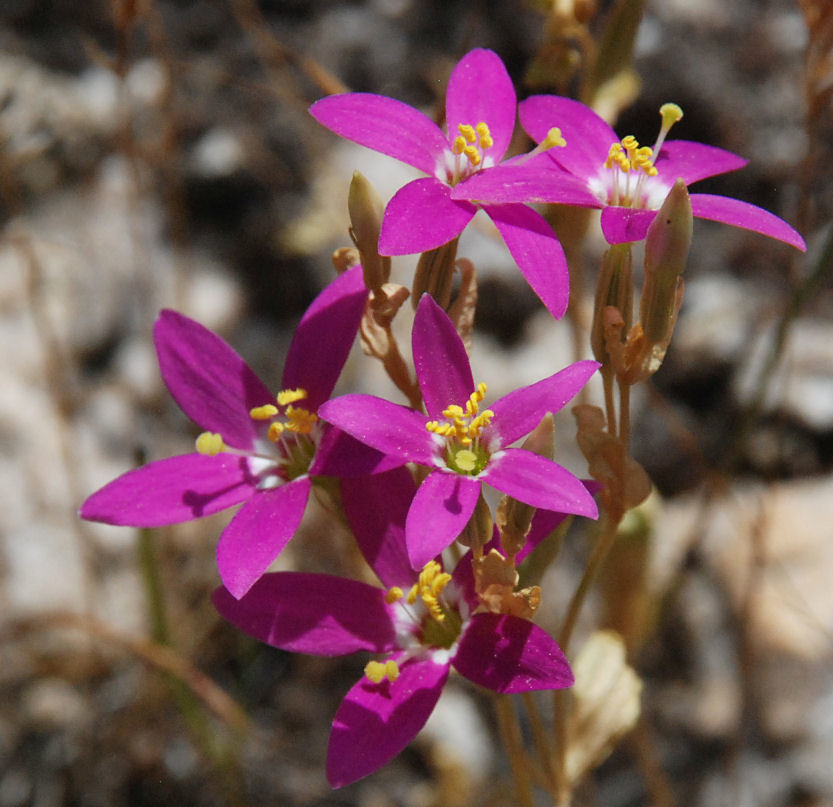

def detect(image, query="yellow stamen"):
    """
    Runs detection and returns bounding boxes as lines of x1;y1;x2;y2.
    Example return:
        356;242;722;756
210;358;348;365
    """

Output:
276;388;307;406
383;660;400;682
653;102;684;155
475;121;493;149
425;382;493;450
250;404;278;420
364;659;399;684
462;144;481;166
452;135;467;155
457;123;477;143
284;405;318;434
407;561;452;622
542;127;567;149
267;422;284;442
384;586;403;604
195;432;225;456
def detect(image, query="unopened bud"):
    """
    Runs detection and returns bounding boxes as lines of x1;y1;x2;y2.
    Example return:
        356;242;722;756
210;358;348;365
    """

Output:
458;492;494;556
640;178;691;345
413;238;459;309
348;171;390;290
591;243;633;367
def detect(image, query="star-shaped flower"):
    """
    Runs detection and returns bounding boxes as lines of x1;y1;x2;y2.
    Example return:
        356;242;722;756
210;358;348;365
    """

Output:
456;96;806;250
309;48;593;318
212;467;574;788
80;266;378;598
318;294;599;569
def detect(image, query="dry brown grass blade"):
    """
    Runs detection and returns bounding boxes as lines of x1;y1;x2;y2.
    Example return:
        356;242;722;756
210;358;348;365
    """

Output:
1;611;250;734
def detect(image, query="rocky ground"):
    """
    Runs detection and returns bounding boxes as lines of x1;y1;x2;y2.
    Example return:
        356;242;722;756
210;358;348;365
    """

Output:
1;1;831;805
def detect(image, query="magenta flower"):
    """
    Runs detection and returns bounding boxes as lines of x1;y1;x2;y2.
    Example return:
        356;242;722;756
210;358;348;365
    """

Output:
80;266;377;599
318;294;599;569
309;48;593;318
212;467;573;788
456;96;806;250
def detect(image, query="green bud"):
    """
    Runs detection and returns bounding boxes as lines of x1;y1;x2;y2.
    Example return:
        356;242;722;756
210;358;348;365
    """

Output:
591;242;633;367
348;171;390;290
640;178;692;345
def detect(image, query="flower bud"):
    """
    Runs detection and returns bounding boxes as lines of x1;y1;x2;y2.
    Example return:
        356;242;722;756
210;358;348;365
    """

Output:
640;178;691;346
457;492;493;557
590;243;632;368
348;171;390;291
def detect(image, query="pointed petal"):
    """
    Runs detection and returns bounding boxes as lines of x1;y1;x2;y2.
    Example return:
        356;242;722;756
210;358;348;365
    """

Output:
484;360;599;448
445;49;516;162
656;140;747;186
282;264;368;411
212;572;397;655
309;93;448;175
690;193;806;251
453;613;573;693
154;310;271;450
484;203;570;319
216;477;311;598
600;205;658;244
318;394;437;465
309;424;406;477
341;468;417;590
453;160;601;206
519;95;615;181
79;453;255;527
378;178;476;255
406;471;480;569
327;656;449;788
483;449;598;518
412;294;475;418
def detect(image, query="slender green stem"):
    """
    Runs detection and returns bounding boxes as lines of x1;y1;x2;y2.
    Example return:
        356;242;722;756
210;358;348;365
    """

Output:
521;691;556;792
494;695;536;807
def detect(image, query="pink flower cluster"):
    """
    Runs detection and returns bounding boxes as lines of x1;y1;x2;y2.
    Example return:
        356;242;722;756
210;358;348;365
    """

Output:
81;47;805;787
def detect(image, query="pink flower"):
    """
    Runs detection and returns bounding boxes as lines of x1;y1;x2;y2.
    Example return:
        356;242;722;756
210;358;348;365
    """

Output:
456;96;806;250
212;467;574;788
80;266;380;598
318;294;598;569
309;49;592;318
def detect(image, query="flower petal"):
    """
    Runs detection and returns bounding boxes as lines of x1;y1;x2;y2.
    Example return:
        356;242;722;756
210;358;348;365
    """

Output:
690;193;806;251
341;468;417;590
484;359;599;448
483;449;598;518
216;477;311;599
412;294;475;419
453;613;573;693
378;178;477;255
154;310;272;450
406;471;481;569
327;656;449;788
281;264;368;411
484;203;570;319
519;95;615;181
453;160;601;206
600;205;658;244
79;453;255;527
445;49;516;162
309;424;405;477
656;140;747;186
308;93;448;175
212;572;397;655
318;394;437;465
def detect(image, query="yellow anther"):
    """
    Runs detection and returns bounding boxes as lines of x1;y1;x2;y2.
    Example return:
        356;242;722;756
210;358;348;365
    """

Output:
285;406;318;435
621;135;638;151
542;127;567;149
455;449;477;472
475;122;494;149
250;404;278;420
406;584;418;605
452;135;467;155
384;587;403;604
267;422;285;442
195;432;225;456
364;659;398;684
276;388;307;406
462;145;481;166
458;123;477;143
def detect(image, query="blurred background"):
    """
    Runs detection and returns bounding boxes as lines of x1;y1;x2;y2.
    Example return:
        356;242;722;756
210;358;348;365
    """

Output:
1;1;831;805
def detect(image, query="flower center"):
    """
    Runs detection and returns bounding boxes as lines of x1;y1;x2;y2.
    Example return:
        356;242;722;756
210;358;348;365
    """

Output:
595;102;684;209
444;121;494;185
425;382;494;475
195;387;318;486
